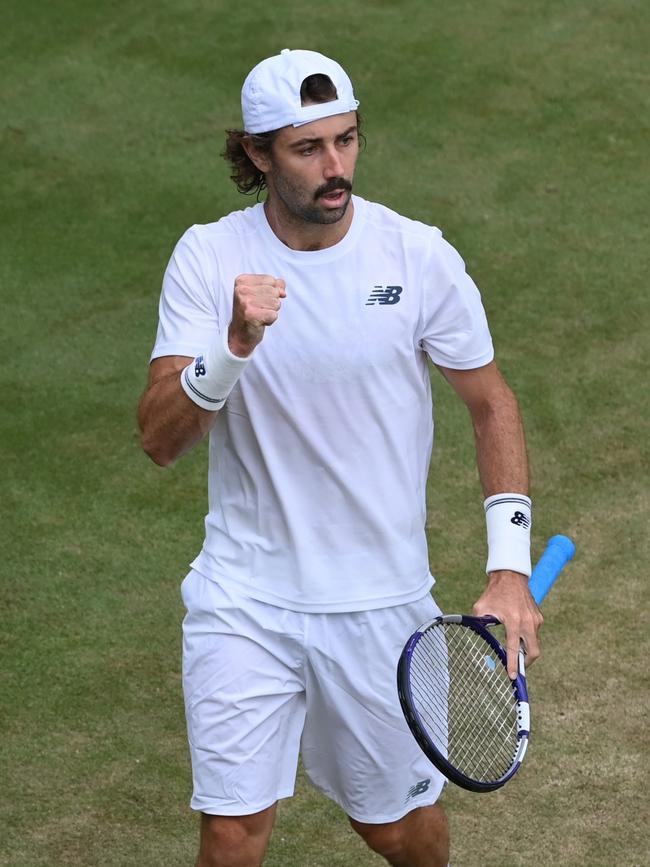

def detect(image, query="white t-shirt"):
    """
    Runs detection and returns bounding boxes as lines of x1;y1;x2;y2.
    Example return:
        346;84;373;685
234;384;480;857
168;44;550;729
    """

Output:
151;196;494;612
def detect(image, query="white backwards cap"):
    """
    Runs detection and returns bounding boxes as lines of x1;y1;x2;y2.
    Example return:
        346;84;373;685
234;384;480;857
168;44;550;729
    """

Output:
241;48;360;134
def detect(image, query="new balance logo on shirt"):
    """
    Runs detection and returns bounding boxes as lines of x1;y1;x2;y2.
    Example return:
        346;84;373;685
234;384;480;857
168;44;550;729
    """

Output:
366;285;403;306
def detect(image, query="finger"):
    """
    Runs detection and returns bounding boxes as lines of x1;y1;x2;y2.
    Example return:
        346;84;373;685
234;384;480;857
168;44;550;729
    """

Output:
243;283;285;307
500;614;522;679
234;275;282;300
243;275;285;291
239;288;283;316
506;639;520;680
521;630;541;666
261;278;286;300
249;294;282;312
237;273;278;284
258;307;280;325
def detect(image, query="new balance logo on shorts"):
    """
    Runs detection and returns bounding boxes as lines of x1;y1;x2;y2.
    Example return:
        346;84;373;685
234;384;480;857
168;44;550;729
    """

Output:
511;511;531;529
366;285;403;305
195;356;206;377
405;779;431;802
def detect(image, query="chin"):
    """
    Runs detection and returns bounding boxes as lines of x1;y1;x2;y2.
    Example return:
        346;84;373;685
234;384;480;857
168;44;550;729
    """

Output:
317;196;352;224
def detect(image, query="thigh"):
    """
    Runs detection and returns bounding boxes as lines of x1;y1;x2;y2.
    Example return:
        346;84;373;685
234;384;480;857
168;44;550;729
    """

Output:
181;571;307;815
301;593;447;823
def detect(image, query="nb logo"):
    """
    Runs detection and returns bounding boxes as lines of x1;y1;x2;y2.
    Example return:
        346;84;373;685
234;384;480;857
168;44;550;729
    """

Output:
511;511;530;529
366;285;403;306
406;779;431;801
195;356;206;377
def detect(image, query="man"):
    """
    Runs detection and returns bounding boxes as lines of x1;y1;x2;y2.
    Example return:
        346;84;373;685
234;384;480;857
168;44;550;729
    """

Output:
138;48;542;867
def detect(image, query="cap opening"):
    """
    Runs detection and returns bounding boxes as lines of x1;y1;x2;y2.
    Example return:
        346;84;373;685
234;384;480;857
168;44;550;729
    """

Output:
300;74;338;106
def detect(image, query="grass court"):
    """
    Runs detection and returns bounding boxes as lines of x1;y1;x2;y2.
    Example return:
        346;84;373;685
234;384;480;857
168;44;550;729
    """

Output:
1;1;648;864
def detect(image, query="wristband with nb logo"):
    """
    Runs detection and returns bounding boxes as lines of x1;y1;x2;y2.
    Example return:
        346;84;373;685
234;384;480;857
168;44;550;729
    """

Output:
180;326;251;412
484;493;532;577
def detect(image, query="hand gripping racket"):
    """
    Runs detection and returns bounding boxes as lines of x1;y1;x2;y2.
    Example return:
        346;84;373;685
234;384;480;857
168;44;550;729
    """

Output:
397;535;576;793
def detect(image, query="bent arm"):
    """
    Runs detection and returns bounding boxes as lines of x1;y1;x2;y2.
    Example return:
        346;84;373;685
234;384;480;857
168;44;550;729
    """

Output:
138;355;218;467
139;274;286;467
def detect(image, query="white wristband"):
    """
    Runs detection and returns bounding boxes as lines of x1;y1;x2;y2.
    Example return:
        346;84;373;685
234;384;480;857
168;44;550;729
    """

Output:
484;493;532;577
180;327;251;412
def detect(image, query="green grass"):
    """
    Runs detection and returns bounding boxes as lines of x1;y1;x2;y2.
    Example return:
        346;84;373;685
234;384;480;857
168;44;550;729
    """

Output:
1;1;648;865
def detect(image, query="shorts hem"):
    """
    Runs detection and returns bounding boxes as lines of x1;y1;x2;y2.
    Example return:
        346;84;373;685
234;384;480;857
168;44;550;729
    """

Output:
190;789;294;816
325;774;446;825
344;796;444;825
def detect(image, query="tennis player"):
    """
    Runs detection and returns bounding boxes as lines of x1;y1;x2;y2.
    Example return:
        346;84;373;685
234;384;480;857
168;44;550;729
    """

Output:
139;48;543;867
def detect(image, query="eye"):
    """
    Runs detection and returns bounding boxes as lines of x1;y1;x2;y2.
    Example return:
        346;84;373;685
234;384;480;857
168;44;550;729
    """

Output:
338;132;357;148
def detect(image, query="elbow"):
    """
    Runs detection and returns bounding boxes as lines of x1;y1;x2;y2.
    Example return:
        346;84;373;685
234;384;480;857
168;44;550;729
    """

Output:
138;399;175;467
144;445;174;468
141;435;175;468
139;423;176;468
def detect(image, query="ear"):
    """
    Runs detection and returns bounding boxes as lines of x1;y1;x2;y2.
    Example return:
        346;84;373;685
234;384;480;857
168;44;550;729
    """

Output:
242;138;272;174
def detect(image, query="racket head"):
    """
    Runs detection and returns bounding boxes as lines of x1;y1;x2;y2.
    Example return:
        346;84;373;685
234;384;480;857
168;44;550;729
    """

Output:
397;615;530;793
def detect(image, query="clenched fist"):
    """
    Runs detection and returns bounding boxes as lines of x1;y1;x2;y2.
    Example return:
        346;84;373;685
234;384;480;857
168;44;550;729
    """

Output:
228;274;287;357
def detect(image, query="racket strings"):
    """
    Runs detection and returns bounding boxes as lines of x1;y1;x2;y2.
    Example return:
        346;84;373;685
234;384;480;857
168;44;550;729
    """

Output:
409;624;520;782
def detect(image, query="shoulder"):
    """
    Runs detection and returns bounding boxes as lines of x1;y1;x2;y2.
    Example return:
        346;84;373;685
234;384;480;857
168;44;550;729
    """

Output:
367;201;471;267
176;203;265;254
356;198;471;276
359;197;442;245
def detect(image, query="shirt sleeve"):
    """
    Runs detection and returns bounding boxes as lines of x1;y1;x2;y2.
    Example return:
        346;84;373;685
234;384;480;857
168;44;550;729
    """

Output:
150;226;223;361
418;231;495;370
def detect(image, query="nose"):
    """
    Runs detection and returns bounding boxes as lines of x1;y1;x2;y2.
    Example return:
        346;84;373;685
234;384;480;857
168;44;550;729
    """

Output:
323;145;344;179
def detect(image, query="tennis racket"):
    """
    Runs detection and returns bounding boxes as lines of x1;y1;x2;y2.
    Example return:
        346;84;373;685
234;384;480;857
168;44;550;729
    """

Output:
397;534;575;793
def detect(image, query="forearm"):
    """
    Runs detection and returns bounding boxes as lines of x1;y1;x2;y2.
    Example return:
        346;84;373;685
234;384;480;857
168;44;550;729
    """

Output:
138;370;216;467
471;383;529;498
471;385;539;675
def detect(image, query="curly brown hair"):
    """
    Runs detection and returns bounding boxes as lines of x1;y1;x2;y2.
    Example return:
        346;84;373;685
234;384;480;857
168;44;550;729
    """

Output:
222;128;279;197
223;73;362;197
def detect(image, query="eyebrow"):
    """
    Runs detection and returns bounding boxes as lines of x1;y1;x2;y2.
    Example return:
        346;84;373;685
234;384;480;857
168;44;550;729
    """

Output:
289;125;358;148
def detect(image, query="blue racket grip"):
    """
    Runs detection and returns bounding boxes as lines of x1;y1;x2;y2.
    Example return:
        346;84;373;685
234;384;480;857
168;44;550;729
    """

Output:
528;535;576;605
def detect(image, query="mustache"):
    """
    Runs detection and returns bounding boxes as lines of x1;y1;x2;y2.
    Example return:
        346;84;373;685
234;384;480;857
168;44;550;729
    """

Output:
315;178;353;199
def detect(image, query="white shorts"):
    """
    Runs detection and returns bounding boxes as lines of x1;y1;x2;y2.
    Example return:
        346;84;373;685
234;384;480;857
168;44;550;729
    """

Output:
181;570;446;823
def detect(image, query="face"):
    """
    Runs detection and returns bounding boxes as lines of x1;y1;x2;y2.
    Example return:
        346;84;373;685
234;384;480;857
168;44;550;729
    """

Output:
254;111;360;225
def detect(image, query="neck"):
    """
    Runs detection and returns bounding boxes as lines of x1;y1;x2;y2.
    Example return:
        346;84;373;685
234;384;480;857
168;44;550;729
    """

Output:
263;197;354;251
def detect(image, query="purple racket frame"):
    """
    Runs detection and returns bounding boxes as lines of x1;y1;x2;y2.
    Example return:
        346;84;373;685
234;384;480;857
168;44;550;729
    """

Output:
397;535;576;793
398;613;530;792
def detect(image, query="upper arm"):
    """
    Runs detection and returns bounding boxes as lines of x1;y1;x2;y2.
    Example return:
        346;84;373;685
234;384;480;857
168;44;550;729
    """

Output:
436;361;515;417
437;363;528;495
